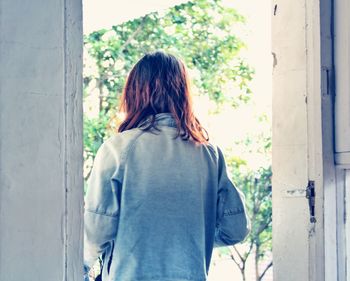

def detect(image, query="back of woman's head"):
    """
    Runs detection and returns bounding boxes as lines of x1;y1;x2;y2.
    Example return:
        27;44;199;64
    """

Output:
118;51;208;143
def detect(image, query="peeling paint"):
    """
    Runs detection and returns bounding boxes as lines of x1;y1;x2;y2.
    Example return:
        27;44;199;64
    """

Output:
284;188;307;197
308;223;316;238
272;52;277;69
272;0;315;279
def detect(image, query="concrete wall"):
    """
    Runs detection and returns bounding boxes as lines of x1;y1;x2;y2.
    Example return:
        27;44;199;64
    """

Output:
0;0;83;280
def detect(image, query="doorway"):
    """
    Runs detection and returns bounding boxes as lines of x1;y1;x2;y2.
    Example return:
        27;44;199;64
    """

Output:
83;0;272;280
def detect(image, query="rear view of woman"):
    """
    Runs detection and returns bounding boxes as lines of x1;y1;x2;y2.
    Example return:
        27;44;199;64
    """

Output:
84;51;249;281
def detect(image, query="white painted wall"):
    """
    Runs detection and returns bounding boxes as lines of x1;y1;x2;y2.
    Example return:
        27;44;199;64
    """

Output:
334;0;350;166
272;0;347;279
272;0;310;279
272;0;325;280
0;0;83;280
334;1;350;280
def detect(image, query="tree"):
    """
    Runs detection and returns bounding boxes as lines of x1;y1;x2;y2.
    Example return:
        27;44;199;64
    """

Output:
217;132;272;281
229;165;272;281
83;0;254;181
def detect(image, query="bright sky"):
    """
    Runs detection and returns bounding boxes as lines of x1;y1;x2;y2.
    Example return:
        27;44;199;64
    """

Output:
83;0;272;169
83;0;190;34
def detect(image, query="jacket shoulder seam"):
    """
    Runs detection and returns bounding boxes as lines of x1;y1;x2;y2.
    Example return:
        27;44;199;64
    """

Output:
209;144;219;156
103;130;145;182
85;208;119;218
121;129;146;169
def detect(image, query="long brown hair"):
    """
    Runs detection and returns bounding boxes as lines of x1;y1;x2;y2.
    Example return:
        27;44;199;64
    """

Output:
118;51;209;143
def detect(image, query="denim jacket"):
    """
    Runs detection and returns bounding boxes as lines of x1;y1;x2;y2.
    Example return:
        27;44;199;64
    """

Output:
84;113;249;281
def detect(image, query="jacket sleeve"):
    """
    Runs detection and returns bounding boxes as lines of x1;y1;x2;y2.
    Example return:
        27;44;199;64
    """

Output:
84;142;121;269
214;147;250;247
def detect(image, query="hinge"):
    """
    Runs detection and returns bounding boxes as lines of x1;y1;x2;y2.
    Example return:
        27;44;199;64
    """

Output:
321;66;335;100
306;180;316;223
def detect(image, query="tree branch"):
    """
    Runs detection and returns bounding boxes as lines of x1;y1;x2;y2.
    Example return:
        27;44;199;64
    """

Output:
259;237;272;245
118;18;147;55
232;245;245;263
259;261;273;281
256;217;272;236
230;253;242;269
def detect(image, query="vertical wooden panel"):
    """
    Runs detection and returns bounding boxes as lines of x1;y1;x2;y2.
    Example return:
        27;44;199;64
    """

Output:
336;168;346;280
334;0;350;165
305;0;324;280
319;0;338;279
345;170;350;279
272;0;310;279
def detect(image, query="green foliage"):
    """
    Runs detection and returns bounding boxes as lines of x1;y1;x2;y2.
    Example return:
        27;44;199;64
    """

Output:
83;0;254;178
228;160;272;256
218;134;272;280
85;0;252;105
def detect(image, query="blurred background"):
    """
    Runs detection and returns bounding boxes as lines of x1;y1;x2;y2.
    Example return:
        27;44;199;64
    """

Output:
83;0;272;280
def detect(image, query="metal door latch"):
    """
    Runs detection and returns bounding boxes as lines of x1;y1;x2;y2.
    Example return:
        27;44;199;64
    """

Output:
306;181;316;223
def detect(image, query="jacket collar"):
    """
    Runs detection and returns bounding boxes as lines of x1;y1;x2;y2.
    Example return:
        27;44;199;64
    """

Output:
139;113;177;128
154;113;177;127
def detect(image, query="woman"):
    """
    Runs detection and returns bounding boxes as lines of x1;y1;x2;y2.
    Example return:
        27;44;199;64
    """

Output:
84;51;249;281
